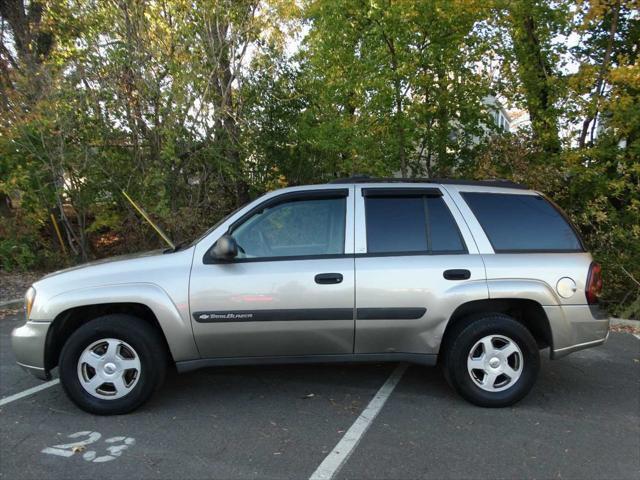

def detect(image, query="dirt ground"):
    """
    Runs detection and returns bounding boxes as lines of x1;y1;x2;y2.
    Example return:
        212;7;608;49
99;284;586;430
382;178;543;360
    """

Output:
610;322;640;335
0;271;43;303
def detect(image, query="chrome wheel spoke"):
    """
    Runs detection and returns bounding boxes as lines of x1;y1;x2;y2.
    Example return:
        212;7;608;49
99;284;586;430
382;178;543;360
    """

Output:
500;342;519;358
119;358;140;371
481;338;495;357
483;371;498;389
467;356;485;371
83;351;102;370
111;375;128;394
85;374;104;392
503;364;520;380
105;339;119;359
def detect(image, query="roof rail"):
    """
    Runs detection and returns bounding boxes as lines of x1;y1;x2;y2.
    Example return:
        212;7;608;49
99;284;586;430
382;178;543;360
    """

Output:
327;175;528;190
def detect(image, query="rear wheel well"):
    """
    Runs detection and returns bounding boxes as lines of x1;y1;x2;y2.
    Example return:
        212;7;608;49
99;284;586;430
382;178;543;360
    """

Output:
45;303;173;371
440;299;552;359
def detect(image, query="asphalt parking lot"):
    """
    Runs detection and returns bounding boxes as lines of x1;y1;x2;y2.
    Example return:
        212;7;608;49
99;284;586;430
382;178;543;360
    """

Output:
1;310;639;480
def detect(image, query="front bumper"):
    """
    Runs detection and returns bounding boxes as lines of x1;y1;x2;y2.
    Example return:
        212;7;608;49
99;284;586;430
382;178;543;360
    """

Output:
545;304;610;359
11;321;51;380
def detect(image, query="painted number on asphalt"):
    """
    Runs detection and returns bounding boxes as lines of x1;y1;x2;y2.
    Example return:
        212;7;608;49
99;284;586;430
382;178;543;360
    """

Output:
42;431;136;463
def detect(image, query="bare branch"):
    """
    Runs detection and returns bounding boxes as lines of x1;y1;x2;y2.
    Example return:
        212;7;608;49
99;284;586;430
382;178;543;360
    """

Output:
621;266;640;288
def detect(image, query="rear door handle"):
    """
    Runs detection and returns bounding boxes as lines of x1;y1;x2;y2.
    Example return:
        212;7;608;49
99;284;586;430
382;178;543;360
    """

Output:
443;269;471;280
315;273;343;285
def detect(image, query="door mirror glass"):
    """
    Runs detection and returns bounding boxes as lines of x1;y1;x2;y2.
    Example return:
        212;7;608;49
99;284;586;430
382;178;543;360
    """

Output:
211;234;238;260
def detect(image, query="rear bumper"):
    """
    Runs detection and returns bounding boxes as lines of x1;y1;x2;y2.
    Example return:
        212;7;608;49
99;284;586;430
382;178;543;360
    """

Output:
11;321;51;380
545;304;610;359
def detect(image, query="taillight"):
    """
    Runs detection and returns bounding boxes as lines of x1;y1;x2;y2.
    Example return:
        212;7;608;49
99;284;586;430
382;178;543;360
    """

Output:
585;262;603;304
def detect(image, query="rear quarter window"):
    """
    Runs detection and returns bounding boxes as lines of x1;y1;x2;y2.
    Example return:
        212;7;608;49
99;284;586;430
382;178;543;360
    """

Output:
462;192;583;252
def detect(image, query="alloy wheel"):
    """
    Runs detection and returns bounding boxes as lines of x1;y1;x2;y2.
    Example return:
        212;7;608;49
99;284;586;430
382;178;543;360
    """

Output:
466;334;523;392
77;338;141;400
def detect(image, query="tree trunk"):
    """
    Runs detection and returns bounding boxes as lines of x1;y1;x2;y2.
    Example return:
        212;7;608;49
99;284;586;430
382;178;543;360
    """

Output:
394;76;407;177
217;30;249;206
578;1;620;148
381;31;407;177
0;0;53;99
508;1;561;155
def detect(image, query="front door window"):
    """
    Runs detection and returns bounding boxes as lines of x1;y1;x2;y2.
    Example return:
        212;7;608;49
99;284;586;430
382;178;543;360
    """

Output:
232;197;346;259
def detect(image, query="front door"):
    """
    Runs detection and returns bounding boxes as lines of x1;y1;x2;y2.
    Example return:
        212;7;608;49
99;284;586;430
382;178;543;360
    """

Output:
190;187;355;358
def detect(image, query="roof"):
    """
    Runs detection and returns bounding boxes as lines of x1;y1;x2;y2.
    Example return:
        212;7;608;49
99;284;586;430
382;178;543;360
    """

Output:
327;176;528;190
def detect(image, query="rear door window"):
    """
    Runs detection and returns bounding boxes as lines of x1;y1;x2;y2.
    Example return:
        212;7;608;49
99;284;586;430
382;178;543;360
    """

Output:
426;197;466;253
462;192;583;252
365;194;466;254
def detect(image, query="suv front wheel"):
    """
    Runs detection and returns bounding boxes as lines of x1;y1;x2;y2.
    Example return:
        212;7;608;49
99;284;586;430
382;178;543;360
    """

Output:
59;314;167;415
443;313;540;407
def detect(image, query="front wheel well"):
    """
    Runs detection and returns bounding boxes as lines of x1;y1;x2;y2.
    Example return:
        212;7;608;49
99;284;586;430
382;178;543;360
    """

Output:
439;299;552;359
45;303;173;371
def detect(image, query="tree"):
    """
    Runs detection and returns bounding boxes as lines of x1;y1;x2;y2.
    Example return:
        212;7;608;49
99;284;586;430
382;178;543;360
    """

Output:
283;0;493;179
1;0;637;317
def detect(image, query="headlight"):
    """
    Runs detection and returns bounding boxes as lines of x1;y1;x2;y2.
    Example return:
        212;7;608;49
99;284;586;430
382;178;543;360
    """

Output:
25;286;36;319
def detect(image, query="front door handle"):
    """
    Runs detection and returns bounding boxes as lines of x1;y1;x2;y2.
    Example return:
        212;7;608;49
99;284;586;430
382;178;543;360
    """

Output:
315;273;343;285
443;269;471;280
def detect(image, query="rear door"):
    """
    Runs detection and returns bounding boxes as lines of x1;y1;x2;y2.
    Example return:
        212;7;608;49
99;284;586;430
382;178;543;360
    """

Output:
353;185;487;355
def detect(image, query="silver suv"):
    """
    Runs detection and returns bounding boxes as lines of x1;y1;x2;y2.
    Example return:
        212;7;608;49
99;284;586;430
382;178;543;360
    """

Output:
12;178;609;414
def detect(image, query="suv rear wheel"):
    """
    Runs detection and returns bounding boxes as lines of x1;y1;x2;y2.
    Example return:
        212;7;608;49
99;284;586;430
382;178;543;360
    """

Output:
443;313;540;407
59;314;167;415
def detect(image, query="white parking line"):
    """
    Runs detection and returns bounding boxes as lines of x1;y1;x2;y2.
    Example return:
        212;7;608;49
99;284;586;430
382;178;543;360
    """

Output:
634;334;640;341
0;379;60;407
309;363;408;480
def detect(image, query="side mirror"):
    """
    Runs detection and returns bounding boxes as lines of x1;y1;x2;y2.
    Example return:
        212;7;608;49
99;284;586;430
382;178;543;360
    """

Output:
211;234;238;261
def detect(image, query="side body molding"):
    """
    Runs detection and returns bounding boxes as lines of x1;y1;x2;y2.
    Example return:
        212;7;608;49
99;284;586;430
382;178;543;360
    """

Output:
44;283;199;361
487;279;560;306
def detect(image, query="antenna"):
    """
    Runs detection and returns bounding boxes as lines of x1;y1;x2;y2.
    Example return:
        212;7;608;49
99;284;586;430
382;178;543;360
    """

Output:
121;190;176;250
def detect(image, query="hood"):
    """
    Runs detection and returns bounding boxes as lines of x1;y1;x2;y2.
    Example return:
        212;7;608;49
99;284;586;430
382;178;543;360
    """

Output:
25;246;196;323
32;246;195;302
41;249;166;280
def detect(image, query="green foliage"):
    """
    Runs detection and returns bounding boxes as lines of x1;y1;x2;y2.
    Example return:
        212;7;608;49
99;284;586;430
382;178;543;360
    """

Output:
0;237;38;272
0;214;52;272
1;0;637;316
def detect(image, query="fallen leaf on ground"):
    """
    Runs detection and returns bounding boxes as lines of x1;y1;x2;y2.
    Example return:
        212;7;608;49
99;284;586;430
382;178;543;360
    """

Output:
610;324;640;335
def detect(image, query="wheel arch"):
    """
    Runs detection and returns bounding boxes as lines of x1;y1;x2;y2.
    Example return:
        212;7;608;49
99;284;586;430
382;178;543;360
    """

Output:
439;298;553;360
42;284;199;372
45;303;174;372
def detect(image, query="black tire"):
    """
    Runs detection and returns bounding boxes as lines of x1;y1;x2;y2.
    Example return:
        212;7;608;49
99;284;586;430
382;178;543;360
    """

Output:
442;313;540;408
59;314;167;415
